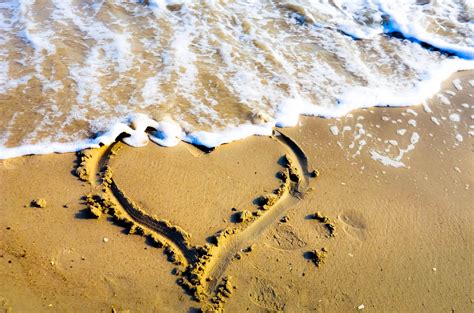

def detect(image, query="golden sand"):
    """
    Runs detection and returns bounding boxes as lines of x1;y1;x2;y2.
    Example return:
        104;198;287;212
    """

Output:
0;72;472;312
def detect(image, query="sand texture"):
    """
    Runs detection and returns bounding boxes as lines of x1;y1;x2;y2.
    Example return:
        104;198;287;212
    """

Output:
1;72;473;312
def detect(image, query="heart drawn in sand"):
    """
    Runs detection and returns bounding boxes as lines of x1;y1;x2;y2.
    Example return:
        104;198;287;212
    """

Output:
76;131;316;311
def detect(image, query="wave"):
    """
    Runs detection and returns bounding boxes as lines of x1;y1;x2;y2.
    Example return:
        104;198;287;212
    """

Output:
0;0;473;159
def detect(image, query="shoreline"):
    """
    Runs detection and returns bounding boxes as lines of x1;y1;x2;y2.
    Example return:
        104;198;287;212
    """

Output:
1;72;473;312
1;69;473;160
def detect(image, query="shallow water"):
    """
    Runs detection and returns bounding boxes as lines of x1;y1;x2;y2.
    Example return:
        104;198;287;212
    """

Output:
0;0;473;158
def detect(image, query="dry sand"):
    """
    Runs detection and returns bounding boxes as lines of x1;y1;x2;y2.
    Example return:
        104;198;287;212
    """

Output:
0;71;473;312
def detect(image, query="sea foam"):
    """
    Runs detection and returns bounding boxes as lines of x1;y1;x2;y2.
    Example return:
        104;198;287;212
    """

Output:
0;0;473;159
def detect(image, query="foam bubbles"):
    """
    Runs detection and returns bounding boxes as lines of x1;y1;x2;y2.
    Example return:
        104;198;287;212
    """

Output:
0;0;473;159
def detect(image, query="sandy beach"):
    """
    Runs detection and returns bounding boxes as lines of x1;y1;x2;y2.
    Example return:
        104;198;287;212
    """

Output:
1;71;473;312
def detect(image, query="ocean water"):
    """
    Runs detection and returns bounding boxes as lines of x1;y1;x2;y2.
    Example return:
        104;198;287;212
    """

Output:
0;0;473;159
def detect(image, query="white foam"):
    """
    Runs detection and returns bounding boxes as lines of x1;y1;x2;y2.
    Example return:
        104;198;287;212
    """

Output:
445;90;456;96
452;79;463;91
337;59;473;111
406;109;417;116
369;150;405;168
275;97;310;128
449;114;460;123
0;141;100;160
184;123;273;148
410;132;420;145
369;132;420;168
397;129;407;136
0;114;180;159
1;0;474;159
422;103;432;113
408;119;417;127
377;0;474;59
149;119;184;147
438;94;451;105
430;117;441;126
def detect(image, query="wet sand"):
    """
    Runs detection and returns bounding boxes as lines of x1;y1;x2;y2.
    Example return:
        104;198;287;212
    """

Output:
0;72;473;312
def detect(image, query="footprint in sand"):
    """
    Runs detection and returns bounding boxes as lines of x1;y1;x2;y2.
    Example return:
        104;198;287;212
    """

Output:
249;277;287;311
266;224;307;250
338;210;368;241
